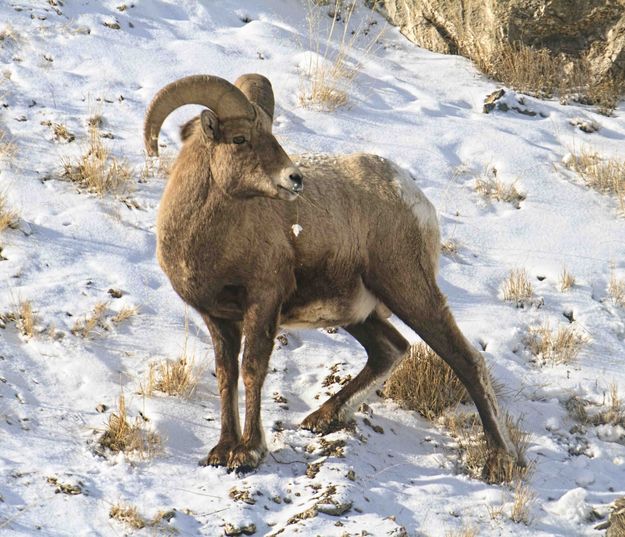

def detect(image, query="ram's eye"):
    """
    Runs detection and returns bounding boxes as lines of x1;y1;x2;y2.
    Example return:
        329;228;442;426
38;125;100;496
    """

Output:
233;136;246;145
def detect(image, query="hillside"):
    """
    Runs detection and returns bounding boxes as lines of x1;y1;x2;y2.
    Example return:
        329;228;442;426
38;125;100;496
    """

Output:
1;1;624;536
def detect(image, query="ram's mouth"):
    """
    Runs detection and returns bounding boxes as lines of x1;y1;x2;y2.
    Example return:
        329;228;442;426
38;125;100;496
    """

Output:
277;185;300;201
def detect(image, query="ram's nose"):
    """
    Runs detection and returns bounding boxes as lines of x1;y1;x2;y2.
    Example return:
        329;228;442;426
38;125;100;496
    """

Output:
289;172;303;193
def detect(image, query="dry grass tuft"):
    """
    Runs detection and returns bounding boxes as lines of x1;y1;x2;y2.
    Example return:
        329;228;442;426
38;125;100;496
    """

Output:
608;269;625;307
445;526;477;537
566;384;625;428
564;148;625;213
0;130;17;162
0;191;19;232
1;298;37;337
62;124;133;196
474;167;525;208
111;305;138;325
441;238;460;257
140;151;175;182
510;481;535;524
0;25;22;48
559;268;576;292
142;314;198;398
384;342;468;419
443;412;532;484
109;504;145;529
502;268;534;305
144;357;199;398
525;321;588;365
71;301;109;338
98;392;160;457
109;503;177;533
299;0;383;111
16;299;36;338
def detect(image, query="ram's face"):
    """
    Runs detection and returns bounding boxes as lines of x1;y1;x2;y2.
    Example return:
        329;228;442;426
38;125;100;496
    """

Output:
203;108;303;201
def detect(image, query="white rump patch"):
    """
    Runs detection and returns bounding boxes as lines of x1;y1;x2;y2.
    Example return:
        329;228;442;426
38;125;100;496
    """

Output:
391;164;439;232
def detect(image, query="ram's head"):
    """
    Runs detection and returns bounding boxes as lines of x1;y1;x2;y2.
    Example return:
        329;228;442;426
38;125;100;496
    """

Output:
144;74;302;200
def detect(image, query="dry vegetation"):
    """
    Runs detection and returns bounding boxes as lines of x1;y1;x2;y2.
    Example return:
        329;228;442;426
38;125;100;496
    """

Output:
41;120;75;143
71;302;136;337
141;151;175;182
608;269;625;307
142;356;198;398
445;526;477;537
502;268;534;305
461;34;622;114
443;412;532;485
109;504;146;530
110;504;177;532
384;342;468;419
299;0;383;111
566;384;625;428
474;167;525;208
0;129;17;162
98;392;160;458
62;123;133;196
524;321;587;365
510;481;535;525
559;268;576;292
71;301;109;338
0;191;19;232
16;299;36;338
0;297;37;337
564;148;625;213
0;25;22;48
441;238;460;257
111;305;138;325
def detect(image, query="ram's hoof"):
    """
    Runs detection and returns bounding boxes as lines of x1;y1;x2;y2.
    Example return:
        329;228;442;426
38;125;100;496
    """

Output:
227;443;266;473
200;440;239;467
301;406;344;435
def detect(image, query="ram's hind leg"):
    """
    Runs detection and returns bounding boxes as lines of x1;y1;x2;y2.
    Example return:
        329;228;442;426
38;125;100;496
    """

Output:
301;313;409;434
199;314;242;467
370;272;520;464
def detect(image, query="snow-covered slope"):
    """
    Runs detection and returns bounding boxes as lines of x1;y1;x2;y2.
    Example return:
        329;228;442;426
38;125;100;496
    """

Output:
1;1;624;536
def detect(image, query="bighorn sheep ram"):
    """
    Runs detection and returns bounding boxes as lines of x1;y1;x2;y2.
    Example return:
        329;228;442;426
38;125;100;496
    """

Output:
144;73;520;472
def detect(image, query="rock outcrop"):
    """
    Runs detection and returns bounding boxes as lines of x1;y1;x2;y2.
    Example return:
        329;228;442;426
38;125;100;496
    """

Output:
370;0;625;84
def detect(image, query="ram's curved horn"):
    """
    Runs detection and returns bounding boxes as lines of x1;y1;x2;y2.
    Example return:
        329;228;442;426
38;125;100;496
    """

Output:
144;75;255;156
234;73;275;122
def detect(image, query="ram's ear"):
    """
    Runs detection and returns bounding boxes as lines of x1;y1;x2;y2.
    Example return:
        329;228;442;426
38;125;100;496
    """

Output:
200;109;220;140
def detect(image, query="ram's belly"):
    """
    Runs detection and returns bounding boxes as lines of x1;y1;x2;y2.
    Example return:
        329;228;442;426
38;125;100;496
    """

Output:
280;278;388;329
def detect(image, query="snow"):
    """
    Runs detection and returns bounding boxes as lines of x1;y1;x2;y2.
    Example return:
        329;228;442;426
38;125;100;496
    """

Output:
1;1;624;536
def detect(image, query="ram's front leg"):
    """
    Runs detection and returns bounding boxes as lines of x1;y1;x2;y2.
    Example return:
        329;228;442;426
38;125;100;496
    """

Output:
227;298;280;472
200;314;242;467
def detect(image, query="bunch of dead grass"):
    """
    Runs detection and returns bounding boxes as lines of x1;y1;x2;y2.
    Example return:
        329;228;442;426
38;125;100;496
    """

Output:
98;392;160;458
525;321;588;365
299;0;384;111
502;268;534;306
384;342;468;419
564;148;625;213
0;191;19;232
62;124;133;196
